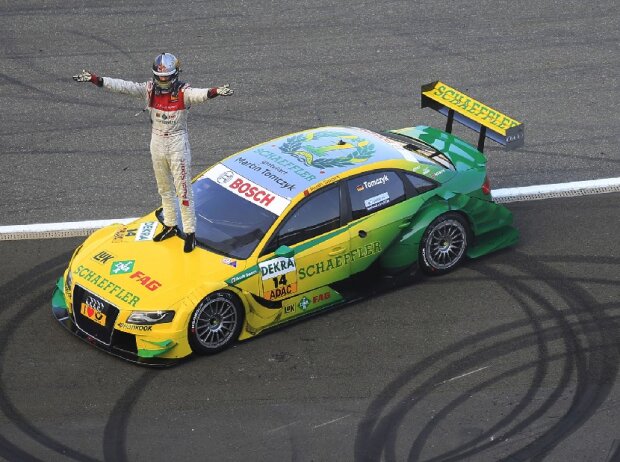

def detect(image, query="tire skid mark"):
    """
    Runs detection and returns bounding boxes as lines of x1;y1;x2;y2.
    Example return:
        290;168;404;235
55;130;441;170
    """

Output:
102;371;157;462
411;264;579;461
354;252;619;461
499;255;619;460
363;278;578;462
1;251;161;461
0;253;102;461
67;30;140;67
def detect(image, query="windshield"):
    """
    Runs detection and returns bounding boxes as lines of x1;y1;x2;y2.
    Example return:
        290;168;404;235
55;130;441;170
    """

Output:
171;176;278;259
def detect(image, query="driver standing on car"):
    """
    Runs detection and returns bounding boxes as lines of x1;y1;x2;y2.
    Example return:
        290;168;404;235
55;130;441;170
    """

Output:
73;53;234;253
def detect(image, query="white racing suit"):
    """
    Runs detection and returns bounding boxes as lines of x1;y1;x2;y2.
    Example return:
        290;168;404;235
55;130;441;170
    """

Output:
103;77;219;234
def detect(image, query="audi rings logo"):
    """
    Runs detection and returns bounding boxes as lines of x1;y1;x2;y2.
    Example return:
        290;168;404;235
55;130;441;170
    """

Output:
85;296;105;313
217;171;234;184
81;295;107;326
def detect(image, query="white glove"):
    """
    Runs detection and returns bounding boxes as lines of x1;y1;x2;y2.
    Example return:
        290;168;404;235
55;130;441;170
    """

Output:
217;84;233;96
73;70;93;82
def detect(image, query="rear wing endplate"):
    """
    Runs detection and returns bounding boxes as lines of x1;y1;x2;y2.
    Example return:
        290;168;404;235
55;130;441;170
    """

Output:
421;81;524;152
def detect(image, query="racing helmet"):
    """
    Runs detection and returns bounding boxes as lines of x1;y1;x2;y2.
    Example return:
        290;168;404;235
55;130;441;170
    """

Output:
152;52;180;92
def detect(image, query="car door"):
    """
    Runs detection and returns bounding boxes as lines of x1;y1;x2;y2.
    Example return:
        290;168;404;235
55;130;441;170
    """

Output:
346;170;428;274
258;185;350;302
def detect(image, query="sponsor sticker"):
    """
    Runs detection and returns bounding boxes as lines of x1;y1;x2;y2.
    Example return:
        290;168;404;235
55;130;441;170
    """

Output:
360;174;389;190
136;222;158;241
74;264;141;307
117;323;153;332
364;192;390;211
260;256;298;300
222;258;237;268
92;250;115;265
112;227;137;243
202;164;290;215
110;260;135;275
227;267;259;285
81;296;107;326
129;271;162;291
259;256;296;280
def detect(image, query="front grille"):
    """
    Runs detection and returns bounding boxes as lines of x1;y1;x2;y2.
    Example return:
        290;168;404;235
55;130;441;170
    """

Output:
73;285;119;346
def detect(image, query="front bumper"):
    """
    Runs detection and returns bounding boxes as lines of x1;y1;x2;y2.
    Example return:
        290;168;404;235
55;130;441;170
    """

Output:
51;277;186;367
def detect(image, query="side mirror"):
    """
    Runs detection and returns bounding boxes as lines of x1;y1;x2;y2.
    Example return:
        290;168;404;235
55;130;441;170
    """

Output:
275;245;295;258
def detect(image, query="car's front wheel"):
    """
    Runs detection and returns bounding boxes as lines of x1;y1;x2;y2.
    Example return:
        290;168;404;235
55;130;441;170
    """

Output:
419;212;469;276
188;291;244;355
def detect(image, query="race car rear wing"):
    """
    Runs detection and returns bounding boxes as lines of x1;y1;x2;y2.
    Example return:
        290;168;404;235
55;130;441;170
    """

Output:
421;81;524;152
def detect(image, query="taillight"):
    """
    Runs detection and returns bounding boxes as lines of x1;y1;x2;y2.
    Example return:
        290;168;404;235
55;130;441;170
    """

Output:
482;176;491;195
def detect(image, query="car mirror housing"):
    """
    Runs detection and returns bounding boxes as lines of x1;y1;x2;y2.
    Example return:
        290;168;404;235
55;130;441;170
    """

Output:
275;245;295;258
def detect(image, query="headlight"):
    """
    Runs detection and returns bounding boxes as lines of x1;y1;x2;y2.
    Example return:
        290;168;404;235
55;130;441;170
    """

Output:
126;310;175;325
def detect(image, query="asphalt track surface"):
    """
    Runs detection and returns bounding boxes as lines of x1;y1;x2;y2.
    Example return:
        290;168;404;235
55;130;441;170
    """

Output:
0;194;618;462
1;1;619;461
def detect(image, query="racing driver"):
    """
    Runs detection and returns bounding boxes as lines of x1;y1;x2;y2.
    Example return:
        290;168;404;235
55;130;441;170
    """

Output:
73;52;234;253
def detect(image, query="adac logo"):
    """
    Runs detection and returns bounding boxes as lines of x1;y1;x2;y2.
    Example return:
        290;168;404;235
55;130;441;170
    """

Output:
279;131;374;169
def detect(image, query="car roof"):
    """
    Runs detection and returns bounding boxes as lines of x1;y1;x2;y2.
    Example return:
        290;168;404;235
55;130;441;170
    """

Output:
219;126;429;200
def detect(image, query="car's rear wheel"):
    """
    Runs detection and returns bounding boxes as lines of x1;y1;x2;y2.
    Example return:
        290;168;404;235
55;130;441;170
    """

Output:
188;291;244;355
419;212;469;275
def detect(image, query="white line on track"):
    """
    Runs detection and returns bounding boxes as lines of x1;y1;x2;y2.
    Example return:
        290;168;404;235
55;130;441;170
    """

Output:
313;414;351;429
439;366;490;385
1;177;619;240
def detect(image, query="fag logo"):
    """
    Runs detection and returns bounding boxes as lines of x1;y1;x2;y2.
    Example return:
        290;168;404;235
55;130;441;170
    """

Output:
110;260;135;275
130;271;162;291
312;291;331;304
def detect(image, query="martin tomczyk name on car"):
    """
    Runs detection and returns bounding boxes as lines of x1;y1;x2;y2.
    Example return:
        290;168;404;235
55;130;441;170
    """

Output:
51;81;523;365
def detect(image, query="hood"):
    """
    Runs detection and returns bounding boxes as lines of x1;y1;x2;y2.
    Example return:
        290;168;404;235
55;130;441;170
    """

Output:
70;218;247;311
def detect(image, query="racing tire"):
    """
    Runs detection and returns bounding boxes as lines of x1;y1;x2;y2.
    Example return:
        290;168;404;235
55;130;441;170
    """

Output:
188;291;244;355
419;212;470;276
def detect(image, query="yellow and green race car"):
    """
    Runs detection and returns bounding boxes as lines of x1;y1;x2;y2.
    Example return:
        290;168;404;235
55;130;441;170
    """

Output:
52;81;524;365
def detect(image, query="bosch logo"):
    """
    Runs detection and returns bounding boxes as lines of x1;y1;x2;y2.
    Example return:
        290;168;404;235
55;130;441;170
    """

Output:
85;296;104;312
229;178;275;207
217;171;234;184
